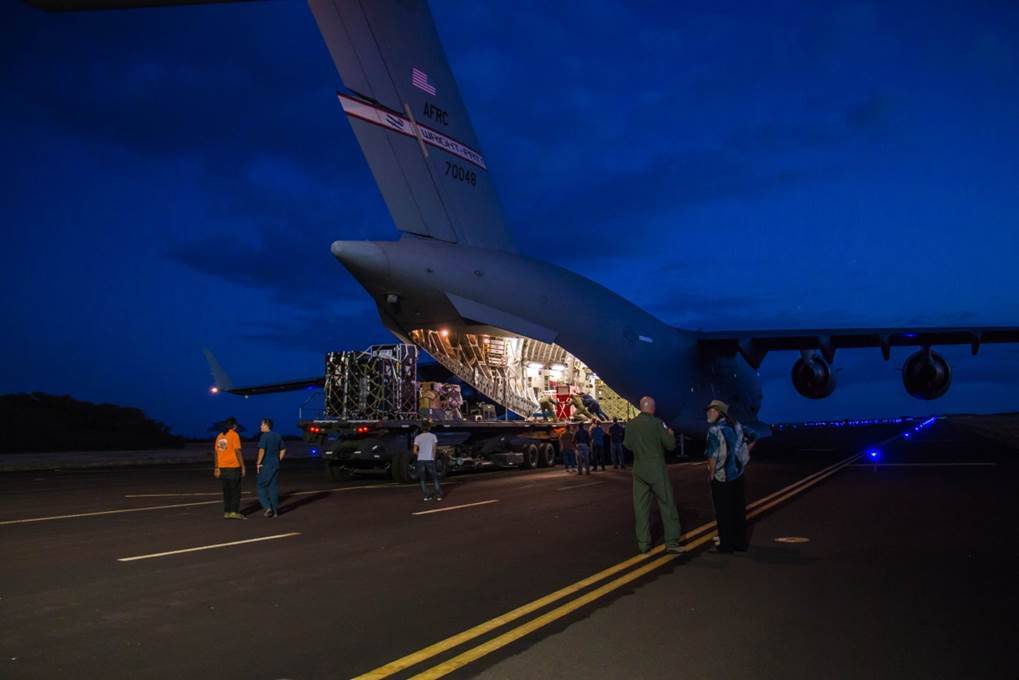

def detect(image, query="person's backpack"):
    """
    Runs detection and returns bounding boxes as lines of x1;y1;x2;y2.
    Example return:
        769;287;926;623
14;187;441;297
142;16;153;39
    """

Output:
732;422;751;470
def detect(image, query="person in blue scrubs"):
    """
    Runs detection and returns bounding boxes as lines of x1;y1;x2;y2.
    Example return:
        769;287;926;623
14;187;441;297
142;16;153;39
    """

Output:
256;418;287;518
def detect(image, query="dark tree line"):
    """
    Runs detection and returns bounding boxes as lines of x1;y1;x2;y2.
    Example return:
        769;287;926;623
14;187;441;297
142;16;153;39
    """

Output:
0;393;185;453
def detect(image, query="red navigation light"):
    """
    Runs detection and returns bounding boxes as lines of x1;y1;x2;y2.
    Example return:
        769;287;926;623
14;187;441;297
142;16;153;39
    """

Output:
209;386;219;395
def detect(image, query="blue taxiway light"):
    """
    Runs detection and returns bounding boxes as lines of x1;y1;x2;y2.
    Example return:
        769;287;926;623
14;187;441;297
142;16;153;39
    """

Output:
867;450;881;460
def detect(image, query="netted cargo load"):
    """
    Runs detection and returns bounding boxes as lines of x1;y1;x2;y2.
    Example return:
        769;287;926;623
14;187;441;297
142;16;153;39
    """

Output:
324;344;418;420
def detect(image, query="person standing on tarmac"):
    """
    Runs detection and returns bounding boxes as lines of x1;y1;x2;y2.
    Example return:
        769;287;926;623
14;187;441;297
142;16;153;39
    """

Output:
705;400;752;553
623;397;683;554
256;418;286;518
413;421;443;501
559;426;576;472
589;421;607;471
574;422;592;475
609;418;626;469
214;417;246;520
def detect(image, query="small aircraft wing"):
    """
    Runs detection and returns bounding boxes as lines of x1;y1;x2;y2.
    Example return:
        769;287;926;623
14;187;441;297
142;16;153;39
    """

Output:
203;348;323;397
695;326;1019;368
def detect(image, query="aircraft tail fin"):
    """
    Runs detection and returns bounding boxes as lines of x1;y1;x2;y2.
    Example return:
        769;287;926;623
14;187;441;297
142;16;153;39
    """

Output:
309;0;515;252
202;348;234;392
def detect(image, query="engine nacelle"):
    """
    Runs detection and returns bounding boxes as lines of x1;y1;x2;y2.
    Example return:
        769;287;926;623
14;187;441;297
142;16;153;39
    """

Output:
792;355;837;399
902;350;952;399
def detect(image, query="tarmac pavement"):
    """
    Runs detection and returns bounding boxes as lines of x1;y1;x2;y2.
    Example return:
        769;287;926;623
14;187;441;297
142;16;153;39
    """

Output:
0;419;1014;679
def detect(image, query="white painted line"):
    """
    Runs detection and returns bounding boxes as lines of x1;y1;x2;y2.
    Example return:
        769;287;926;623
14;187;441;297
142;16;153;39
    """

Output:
412;500;499;516
0;500;220;526
123;482;444;499
851;462;998;467
556;481;604;491
118;532;300;562
126;492;254;498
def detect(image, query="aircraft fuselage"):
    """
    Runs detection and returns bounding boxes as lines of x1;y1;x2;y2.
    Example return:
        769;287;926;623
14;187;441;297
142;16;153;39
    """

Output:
333;237;762;435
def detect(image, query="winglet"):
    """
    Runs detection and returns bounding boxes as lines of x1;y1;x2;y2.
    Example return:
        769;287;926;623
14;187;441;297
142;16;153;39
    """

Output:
202;348;234;392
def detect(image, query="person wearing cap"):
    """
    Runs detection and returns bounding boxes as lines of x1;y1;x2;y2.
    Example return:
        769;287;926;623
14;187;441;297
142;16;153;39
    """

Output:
623;396;683;555
214;417;246;519
705;400;751;552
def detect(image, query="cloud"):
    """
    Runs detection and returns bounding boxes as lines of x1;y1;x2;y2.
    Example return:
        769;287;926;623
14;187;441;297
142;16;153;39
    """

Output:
241;305;392;354
513;149;811;260
168;223;355;309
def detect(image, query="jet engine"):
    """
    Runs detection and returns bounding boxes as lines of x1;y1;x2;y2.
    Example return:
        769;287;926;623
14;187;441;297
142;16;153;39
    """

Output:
791;354;837;399
902;349;952;399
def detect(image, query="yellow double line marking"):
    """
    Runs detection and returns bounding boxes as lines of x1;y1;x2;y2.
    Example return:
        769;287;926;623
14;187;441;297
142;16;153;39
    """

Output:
356;452;860;679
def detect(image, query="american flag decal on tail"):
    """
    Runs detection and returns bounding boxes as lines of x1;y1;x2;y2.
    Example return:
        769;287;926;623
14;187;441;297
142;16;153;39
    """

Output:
411;67;437;95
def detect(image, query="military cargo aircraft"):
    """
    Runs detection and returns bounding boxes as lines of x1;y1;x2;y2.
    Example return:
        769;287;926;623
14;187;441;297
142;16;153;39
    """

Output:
25;0;1019;435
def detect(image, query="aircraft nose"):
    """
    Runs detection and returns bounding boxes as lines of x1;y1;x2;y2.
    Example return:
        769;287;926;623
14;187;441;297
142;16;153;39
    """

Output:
331;240;390;281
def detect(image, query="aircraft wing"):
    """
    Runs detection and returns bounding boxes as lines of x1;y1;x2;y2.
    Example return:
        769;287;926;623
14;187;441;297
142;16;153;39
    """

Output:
696;326;1019;368
218;378;326;397
203;348;324;396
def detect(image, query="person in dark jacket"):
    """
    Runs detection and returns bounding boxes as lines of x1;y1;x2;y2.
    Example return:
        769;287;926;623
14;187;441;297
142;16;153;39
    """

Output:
574;423;591;475
609;418;626;468
589;422;607;471
580;392;610;421
559;427;576;472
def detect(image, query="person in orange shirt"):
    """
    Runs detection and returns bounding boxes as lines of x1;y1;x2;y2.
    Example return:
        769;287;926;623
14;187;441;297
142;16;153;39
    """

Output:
214;417;246;519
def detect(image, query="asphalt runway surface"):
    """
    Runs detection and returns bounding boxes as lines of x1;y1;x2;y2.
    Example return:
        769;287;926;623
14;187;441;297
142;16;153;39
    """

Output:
1;420;1015;679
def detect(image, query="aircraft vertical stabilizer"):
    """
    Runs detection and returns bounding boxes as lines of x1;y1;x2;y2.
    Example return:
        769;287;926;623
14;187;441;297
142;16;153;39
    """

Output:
309;0;515;253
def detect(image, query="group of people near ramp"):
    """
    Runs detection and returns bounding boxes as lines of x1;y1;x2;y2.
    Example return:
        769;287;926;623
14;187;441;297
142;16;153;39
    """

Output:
558;419;626;473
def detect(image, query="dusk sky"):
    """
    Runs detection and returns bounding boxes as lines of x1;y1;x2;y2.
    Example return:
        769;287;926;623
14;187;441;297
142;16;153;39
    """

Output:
3;0;1019;437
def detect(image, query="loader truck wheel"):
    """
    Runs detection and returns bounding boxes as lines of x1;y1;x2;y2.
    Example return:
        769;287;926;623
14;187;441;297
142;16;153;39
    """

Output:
326;462;351;482
392;450;414;484
539;443;556;468
522;443;540;469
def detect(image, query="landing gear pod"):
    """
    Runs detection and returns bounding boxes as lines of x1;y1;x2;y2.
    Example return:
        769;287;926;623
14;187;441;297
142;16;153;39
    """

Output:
792;354;837;399
902;350;952;400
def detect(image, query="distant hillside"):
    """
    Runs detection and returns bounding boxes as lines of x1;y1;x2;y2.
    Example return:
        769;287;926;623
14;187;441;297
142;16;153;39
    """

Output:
0;393;185;453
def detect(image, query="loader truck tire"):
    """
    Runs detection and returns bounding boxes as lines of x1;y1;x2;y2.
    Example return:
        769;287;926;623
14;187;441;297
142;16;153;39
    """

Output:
326;462;351;482
540;443;556;467
392;450;412;484
522;443;540;469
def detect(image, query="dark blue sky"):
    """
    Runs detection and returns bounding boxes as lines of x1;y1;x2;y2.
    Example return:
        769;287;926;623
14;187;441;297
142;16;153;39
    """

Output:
3;0;1018;437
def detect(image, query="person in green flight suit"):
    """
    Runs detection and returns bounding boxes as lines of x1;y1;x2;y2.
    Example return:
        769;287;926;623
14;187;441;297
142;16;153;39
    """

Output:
623;396;684;555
